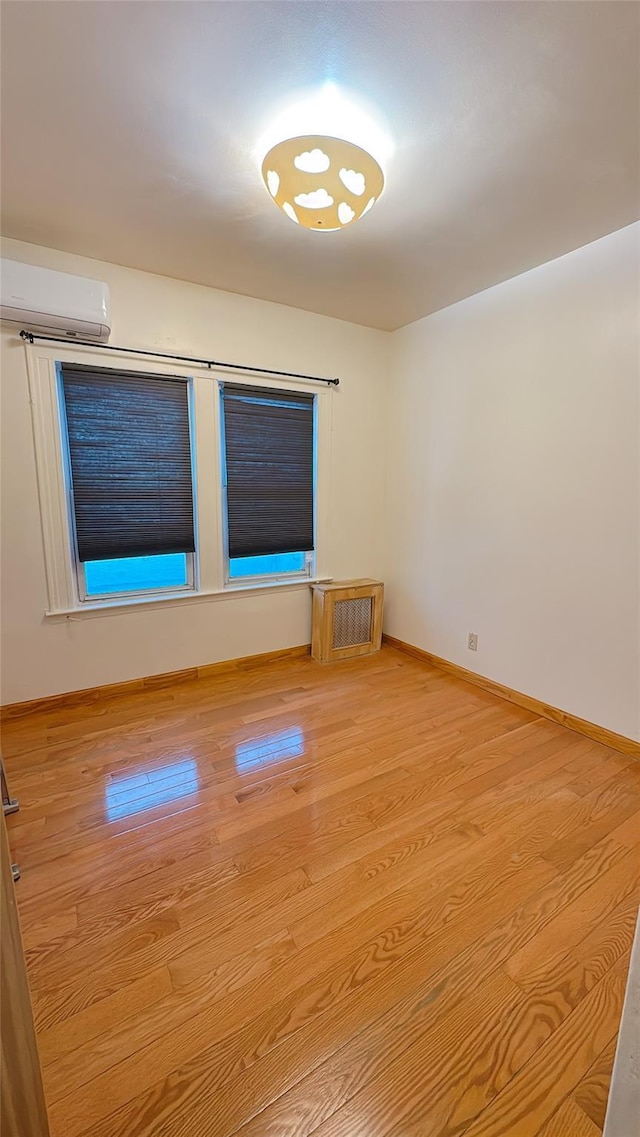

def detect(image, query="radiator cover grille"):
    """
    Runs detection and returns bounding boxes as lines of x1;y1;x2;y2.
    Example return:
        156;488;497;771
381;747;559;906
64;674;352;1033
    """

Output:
332;596;373;649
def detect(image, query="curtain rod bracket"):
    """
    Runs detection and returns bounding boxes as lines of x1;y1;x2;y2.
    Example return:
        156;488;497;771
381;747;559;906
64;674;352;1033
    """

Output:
18;330;340;387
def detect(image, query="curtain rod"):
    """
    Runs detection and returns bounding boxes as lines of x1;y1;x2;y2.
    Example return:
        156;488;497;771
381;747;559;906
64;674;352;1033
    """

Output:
19;330;340;387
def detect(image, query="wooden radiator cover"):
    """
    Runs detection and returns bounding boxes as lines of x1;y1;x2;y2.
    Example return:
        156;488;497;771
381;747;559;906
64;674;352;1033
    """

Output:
311;579;384;663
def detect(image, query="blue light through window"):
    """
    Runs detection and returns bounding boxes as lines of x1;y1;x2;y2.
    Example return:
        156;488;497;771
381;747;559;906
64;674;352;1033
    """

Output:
229;552;306;579
84;553;188;596
104;758;199;822
235;726;305;772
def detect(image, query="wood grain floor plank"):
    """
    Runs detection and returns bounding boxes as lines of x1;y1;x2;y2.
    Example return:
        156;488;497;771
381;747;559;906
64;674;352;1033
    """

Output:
67;851;558;1137
609;808;640;849
12;814;223;927
20;907;78;953
573;1035;619;1131
41;928;298;1106
290;803;562;950
457;955;629;1137
3;646;636;1137
537;1099;603;1137
26;854;239;969
223;841;631;1137
105;831;621;1137
282;969;531;1137
507;890;638;1024
37;966;173;1067
505;849;639;987
45;855;556;1135
75;834;626;1137
29;866;311;1029
542;775;640;874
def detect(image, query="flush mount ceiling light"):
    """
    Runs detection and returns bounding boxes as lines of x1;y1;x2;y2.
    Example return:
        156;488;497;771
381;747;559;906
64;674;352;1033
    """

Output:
261;134;384;232
257;83;390;234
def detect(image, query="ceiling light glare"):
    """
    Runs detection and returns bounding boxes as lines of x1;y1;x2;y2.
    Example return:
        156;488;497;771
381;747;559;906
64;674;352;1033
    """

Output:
256;81;392;166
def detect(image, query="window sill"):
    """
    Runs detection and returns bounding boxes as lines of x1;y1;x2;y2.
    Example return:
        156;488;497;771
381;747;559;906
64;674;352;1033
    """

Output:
45;576;332;619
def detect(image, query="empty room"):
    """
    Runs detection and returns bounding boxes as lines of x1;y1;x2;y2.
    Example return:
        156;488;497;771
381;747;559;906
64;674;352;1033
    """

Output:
1;2;639;1136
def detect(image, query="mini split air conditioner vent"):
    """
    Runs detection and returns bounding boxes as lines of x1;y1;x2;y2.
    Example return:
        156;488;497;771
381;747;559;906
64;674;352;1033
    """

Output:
1;260;111;341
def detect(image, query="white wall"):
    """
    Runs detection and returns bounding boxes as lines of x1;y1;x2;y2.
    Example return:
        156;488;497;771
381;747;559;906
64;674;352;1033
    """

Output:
384;224;640;741
0;237;391;703
2;227;639;743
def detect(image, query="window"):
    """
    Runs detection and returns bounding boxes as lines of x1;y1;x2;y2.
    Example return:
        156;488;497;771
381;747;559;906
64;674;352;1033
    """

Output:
59;364;196;600
220;384;315;582
29;347;328;614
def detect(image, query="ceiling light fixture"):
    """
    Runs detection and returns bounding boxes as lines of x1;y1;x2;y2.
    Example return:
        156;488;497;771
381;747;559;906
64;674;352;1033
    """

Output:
258;83;390;233
262;134;384;232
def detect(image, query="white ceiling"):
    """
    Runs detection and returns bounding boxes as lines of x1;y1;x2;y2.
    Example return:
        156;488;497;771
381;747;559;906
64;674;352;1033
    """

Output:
1;1;638;330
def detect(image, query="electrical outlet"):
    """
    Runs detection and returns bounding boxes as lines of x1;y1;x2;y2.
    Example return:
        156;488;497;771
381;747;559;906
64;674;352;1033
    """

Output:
468;633;478;651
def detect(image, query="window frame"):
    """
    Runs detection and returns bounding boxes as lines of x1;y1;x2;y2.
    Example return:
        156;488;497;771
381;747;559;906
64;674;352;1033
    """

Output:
25;342;332;616
219;384;318;588
56;363;199;604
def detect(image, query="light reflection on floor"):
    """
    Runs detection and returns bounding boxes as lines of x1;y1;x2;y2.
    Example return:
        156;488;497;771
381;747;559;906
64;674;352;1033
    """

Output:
104;757;200;821
235;726;305;773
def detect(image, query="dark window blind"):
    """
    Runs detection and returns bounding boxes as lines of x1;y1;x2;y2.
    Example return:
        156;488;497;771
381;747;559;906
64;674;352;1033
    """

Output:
222;384;314;558
60;364;195;562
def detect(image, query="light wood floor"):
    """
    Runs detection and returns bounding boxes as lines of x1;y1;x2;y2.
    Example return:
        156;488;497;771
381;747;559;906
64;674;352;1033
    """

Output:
3;645;640;1137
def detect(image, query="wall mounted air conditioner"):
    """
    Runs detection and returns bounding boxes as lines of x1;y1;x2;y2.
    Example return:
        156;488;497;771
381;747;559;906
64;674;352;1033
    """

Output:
0;260;111;341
